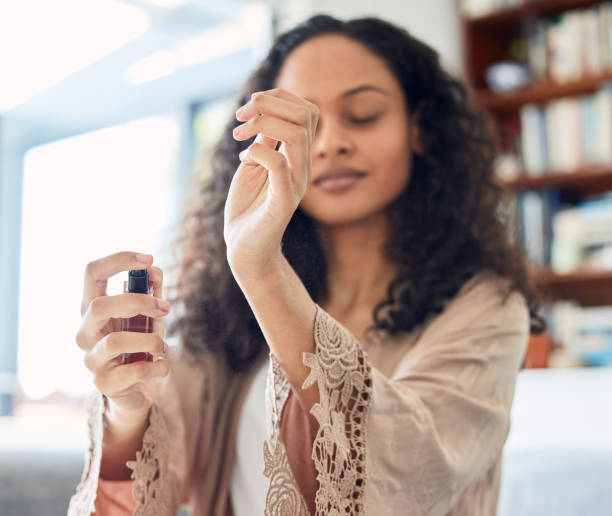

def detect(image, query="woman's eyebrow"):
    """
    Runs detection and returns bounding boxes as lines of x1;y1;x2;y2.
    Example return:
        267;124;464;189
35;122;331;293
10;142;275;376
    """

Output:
305;84;389;104
340;84;389;98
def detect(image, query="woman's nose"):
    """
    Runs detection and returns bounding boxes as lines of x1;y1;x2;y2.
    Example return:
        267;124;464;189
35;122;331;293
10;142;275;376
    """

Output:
312;120;354;158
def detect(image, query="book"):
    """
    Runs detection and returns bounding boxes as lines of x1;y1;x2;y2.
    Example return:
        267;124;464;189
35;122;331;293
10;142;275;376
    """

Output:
592;83;612;164
548;301;612;366
520;104;548;175
517;83;612;173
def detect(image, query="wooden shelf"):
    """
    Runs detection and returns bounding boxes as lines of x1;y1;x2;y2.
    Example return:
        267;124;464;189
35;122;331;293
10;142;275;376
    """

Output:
475;72;612;112
463;0;612;307
532;267;612;305
498;164;612;194
464;0;604;27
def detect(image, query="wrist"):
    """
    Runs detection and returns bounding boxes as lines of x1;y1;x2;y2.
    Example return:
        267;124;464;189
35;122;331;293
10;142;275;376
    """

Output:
230;252;288;288
103;395;150;438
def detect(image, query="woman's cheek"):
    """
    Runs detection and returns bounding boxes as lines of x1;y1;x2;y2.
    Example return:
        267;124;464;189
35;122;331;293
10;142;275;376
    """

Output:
370;124;411;177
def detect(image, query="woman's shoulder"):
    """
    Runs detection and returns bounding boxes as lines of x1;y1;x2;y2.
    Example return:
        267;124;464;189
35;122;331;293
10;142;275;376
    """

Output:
422;269;529;338
458;269;527;313
381;270;530;379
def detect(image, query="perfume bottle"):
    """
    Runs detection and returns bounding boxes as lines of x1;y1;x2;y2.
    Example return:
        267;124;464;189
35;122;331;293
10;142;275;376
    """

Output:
121;269;154;364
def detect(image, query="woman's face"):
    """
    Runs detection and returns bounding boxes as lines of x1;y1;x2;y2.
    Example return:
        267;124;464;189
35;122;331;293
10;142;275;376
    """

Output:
274;34;421;226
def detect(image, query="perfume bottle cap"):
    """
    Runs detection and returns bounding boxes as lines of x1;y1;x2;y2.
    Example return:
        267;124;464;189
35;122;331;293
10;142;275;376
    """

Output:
127;269;149;293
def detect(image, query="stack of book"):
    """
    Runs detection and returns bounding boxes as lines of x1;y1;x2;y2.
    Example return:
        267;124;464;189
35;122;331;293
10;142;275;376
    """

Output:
548;301;612;366
551;196;612;271
514;189;560;266
518;84;612;175
526;3;612;82
514;192;612;270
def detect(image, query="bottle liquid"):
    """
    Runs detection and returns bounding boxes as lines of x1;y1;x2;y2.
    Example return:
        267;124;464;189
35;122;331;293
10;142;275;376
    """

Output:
121;269;154;364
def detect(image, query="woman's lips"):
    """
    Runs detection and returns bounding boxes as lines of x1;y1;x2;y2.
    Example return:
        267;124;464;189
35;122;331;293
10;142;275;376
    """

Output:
314;173;366;192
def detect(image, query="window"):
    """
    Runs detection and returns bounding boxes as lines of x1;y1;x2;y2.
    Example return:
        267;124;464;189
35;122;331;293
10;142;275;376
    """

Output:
18;115;179;401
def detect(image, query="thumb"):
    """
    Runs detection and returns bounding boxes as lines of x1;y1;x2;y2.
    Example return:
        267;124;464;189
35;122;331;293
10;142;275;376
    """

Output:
254;131;278;150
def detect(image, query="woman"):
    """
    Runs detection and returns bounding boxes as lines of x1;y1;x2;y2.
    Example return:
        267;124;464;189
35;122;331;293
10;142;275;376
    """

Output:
69;14;545;516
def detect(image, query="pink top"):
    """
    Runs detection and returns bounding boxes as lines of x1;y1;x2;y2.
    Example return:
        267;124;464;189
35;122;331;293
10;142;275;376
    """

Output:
68;270;529;515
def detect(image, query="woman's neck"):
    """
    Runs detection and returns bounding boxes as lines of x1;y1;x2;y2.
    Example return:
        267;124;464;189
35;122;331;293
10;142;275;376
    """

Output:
317;212;398;319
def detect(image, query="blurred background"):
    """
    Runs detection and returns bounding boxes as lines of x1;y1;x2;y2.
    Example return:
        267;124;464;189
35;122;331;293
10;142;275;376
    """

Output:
0;0;610;515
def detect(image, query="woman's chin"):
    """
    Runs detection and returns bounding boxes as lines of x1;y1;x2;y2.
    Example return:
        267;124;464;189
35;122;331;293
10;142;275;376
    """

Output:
301;203;389;228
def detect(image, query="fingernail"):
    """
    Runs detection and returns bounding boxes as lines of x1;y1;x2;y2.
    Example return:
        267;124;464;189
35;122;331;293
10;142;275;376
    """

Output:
163;340;168;353
157;299;170;311
236;106;246;117
136;253;152;263
239;149;247;160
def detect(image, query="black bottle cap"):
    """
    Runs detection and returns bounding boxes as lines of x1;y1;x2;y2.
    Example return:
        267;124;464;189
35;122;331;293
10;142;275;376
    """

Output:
128;269;149;294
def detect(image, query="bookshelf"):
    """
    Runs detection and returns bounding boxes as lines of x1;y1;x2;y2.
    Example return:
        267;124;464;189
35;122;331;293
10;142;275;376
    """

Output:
477;71;612;111
498;163;612;193
465;0;604;24
530;267;612;305
461;0;612;367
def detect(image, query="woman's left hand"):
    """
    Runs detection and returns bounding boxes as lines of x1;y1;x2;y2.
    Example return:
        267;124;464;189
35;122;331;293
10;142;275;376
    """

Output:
224;88;319;281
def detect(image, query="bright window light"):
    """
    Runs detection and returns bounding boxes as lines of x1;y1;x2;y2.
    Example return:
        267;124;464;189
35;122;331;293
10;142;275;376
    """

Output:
177;2;269;67
18;116;179;400
128;1;270;84
128;50;178;85
139;0;190;7
0;0;150;112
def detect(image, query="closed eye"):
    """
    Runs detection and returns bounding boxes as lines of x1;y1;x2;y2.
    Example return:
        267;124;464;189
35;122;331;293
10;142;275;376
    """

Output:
313;113;382;136
350;115;380;124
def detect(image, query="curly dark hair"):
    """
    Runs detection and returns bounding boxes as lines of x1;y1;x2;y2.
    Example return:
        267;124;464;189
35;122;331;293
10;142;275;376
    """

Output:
164;14;546;375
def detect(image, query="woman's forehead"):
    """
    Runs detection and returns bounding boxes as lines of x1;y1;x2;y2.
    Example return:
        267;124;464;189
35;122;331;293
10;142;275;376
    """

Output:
275;48;398;106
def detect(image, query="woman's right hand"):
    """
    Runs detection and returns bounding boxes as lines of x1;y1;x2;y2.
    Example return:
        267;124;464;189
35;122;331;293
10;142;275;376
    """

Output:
76;251;171;425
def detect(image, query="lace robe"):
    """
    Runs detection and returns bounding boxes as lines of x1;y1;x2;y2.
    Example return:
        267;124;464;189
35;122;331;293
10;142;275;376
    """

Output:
67;270;529;515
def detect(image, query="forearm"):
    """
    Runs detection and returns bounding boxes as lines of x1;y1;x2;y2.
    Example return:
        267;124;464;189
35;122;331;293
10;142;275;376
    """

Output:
232;256;320;415
100;403;150;480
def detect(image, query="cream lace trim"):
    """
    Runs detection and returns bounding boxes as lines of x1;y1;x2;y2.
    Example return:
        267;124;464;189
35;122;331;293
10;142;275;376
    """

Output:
263;353;311;515
263;303;373;515
126;402;171;514
67;389;105;516
67;389;170;516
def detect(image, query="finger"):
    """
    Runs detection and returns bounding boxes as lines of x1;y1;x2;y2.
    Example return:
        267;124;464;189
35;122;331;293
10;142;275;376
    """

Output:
253;89;319;135
77;292;169;350
255;88;315;110
239;142;287;171
233;114;309;153
239;143;293;207
84;331;167;372
94;358;169;399
149;266;163;298
235;120;278;151
149;266;166;339
81;251;154;317
235;116;308;184
253;131;278;150
236;93;312;133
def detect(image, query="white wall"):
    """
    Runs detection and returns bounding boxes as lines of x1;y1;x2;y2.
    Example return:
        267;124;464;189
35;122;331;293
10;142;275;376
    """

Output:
272;0;464;79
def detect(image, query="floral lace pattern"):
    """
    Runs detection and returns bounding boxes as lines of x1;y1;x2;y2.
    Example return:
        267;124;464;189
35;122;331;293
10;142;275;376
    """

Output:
67;389;105;516
69;302;373;516
263;303;373;516
126;403;171;514
263;352;311;515
67;389;171;516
